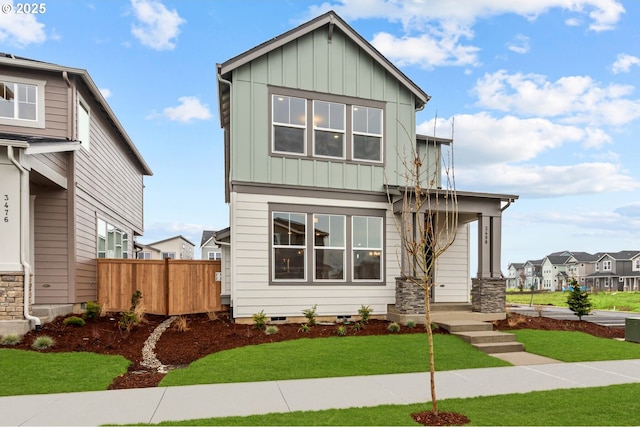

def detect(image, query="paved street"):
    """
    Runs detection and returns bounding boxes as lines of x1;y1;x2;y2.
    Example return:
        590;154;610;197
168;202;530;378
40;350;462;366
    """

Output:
508;304;639;328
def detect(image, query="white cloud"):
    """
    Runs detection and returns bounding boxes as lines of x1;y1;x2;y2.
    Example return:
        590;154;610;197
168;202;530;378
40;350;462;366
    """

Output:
371;30;480;69
130;0;185;51
162;96;212;123
416;113;637;197
471;70;640;126
506;34;529;54
612;53;640;74
100;88;112;99
0;2;46;47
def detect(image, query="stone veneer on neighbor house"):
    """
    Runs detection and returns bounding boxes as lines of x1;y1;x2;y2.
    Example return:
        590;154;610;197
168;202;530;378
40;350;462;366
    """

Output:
0;273;26;321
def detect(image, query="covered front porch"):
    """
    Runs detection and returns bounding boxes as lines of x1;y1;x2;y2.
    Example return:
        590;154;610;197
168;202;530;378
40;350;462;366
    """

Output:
385;187;518;323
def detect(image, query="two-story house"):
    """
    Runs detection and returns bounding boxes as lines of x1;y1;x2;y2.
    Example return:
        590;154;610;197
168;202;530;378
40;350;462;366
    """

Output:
523;259;543;290
200;230;222;260
0;54;152;335
139;235;195;260
566;251;599;289
588;251;640;291
541;254;571;291
215;11;517;323
506;263;524;289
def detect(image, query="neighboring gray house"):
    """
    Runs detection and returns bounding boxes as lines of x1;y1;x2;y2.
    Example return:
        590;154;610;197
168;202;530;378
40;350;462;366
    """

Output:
541;254;571;291
587;251;640;291
142;235;195;260
523;259;543;290
0;54;152;335
216;11;517;323
200;230;222;260
506;263;524;289
566;251;600;289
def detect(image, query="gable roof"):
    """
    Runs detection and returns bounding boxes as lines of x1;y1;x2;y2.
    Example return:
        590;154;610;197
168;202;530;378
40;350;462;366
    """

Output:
147;235;196;247
543;255;571;265
596;250;640;262
201;230;216;247
567;252;599;262
217;10;430;129
0;53;152;176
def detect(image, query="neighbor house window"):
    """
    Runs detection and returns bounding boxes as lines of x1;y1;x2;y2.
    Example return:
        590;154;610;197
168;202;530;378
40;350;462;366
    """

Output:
270;88;384;163
352;106;383;162
137;252;151;259
314;214;345;281
272;95;306;155
270;205;384;285
352;216;383;280
635;259;640;270
603;260;612;271
77;97;90;150
0;77;45;128
272;212;307;281
97;219;129;259
313;100;345;158
208;251;221;260
162;252;176;259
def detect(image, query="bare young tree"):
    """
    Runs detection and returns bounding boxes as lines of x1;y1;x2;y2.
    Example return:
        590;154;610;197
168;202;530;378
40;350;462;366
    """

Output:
388;120;458;416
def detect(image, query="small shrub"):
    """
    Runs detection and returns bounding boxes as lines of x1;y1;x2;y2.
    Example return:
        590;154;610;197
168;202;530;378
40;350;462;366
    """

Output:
206;311;218;321
405;320;416;328
302;304;318;326
265;325;279;335
567;278;592;320
174;316;190;332
298;323;311;333
31;335;55;350
130;290;143;310
387;322;401;333
507;314;525;328
63;316;86;327
252;310;267;330
119;311;139;333
336;325;347;336
83;301;101;320
1;334;21;346
358;305;373;323
133;302;147;324
352;321;363;332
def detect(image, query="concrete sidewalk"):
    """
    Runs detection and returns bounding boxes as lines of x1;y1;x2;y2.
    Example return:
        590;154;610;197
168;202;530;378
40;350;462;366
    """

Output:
1;359;639;426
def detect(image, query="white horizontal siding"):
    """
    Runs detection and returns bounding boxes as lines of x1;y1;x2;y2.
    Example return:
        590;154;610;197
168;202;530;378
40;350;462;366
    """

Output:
230;191;399;319
434;223;470;303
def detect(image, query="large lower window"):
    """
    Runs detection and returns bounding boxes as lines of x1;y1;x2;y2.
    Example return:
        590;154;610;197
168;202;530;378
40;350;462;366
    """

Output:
97;219;129;259
271;206;384;284
352;216;383;280
272;212;306;280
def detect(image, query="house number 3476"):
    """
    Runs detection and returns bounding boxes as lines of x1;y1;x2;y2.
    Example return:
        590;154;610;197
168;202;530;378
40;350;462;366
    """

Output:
3;194;9;223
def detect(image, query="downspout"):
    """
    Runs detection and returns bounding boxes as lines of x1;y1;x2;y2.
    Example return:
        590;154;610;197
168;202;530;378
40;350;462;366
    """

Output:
8;146;41;330
500;198;515;212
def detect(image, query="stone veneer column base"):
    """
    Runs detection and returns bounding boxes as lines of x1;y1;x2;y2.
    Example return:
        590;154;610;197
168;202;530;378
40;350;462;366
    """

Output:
471;278;506;313
395;277;426;314
0;272;31;335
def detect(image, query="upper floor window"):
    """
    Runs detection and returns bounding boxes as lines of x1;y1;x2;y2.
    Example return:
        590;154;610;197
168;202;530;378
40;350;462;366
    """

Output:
137;252;151;260
270;89;384;164
635;259;640;270
352;106;382;162
0;76;45;128
273;95;306;155
162;252;176;259
77;97;91;151
603;260;612;271
208;251;222;260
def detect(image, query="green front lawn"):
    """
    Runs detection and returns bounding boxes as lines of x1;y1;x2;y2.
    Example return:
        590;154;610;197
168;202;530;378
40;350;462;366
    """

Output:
506;290;640;312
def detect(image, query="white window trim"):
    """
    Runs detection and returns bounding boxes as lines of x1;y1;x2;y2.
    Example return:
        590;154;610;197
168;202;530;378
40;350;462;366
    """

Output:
272;212;307;283
0;75;46;128
352;105;384;163
313;214;347;282
77;95;91;151
351;216;384;283
272;95;307;156
312;100;346;160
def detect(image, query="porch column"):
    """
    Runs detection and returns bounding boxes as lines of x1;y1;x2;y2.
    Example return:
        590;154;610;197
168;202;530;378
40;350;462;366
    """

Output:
477;214;502;279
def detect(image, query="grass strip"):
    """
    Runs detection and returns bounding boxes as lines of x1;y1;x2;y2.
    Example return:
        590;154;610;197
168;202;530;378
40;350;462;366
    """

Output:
160;334;510;386
506;291;640;312
126;382;640;426
0;349;130;396
511;329;640;361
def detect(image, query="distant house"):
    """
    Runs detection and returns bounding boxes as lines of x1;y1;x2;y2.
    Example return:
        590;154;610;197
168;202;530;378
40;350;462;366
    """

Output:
566;252;600;289
587;251;640;292
0;54;152;335
141;235;195;260
215;11;517;323
506;263;524;289
200;230;222;260
523;259;543;290
541;254;571;291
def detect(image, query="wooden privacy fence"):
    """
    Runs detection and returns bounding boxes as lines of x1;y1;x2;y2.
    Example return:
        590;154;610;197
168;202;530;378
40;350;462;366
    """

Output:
97;259;222;315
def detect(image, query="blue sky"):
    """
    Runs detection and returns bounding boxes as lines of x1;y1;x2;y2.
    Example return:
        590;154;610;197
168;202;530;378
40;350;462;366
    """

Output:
2;0;640;270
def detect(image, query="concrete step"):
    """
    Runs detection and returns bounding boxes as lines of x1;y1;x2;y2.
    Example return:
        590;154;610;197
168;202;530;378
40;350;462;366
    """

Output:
474;341;525;354
453;330;517;344
436;320;493;333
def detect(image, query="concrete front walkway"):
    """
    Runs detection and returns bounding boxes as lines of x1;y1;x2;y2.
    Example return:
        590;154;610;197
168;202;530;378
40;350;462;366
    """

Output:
1;359;639;426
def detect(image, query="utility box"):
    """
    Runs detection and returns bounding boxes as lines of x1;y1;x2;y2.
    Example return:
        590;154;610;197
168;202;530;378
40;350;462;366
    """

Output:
625;318;640;343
